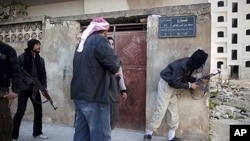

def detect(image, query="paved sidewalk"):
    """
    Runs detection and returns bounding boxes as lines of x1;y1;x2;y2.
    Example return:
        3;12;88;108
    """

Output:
15;120;166;141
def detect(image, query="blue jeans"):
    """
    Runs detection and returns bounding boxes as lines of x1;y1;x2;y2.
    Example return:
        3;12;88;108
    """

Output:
73;99;111;141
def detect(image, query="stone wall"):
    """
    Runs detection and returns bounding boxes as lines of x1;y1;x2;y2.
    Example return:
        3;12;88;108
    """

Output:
0;17;80;126
37;19;80;125
0;22;42;43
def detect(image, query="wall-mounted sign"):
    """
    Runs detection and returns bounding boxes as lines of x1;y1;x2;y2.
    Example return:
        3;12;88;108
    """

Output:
158;15;196;38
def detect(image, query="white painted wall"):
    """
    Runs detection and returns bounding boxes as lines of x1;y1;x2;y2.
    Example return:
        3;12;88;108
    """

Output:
27;1;85;17
84;0;208;13
27;0;208;17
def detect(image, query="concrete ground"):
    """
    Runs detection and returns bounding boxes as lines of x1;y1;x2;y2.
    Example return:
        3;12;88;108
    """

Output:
15;120;167;141
15;80;250;141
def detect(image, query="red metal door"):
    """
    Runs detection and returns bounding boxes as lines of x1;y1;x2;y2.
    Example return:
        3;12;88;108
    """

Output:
114;31;146;130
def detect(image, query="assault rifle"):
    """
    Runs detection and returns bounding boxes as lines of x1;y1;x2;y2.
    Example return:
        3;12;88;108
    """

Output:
192;69;221;94
21;69;58;110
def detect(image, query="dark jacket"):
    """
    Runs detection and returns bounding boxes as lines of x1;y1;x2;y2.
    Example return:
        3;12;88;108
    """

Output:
18;50;47;89
160;49;208;89
0;41;21;94
70;33;120;103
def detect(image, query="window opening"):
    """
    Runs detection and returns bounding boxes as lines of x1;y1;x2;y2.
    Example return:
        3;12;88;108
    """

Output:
232;18;237;28
218;16;224;22
218;1;224;7
232;34;237;44
246;46;250;51
230;66;239;79
232;2;238;13
246;29;250;35
232;50;237;60
246;61;250;67
217;47;224;53
247;14;250;19
218;31;224;37
217;61;223;68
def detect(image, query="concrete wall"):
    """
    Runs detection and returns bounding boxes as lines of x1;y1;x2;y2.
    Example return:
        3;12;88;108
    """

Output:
146;5;211;140
27;1;85;17
7;17;81;127
39;20;80;125
84;0;208;14
26;0;208;17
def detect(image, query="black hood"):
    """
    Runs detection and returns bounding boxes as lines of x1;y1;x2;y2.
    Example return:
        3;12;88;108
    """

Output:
190;49;208;70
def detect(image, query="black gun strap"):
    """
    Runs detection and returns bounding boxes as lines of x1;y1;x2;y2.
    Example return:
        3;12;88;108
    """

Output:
190;91;206;100
32;85;48;105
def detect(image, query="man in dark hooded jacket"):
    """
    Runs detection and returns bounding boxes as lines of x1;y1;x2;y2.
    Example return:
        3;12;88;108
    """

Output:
12;39;48;140
144;49;208;141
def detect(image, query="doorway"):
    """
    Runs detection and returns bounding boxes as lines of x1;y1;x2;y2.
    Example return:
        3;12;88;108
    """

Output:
113;31;146;130
230;65;239;79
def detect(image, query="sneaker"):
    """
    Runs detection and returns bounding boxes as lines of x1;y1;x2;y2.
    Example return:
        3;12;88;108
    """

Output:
34;134;48;139
168;136;182;141
144;134;152;140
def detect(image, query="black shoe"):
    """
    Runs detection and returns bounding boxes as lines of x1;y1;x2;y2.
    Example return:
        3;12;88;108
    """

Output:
168;136;182;141
144;134;152;140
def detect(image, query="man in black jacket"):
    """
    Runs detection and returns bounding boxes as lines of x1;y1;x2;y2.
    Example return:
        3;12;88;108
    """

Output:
144;49;208;141
0;41;21;141
71;17;120;141
12;39;48;140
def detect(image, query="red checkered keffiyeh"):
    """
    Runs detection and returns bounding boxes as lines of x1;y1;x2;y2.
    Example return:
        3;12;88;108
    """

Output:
77;17;110;52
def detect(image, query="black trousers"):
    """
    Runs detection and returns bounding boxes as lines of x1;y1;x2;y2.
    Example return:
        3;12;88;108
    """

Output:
0;94;13;141
12;90;43;139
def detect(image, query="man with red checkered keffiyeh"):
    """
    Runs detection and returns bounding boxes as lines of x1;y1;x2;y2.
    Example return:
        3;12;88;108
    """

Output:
71;17;120;141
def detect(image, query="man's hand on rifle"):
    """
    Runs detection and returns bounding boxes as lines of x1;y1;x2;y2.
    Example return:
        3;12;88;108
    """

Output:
191;78;208;90
201;78;209;84
190;82;198;90
41;88;47;95
191;77;208;87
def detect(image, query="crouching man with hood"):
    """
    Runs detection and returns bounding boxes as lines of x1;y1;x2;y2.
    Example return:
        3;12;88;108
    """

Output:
144;49;208;141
